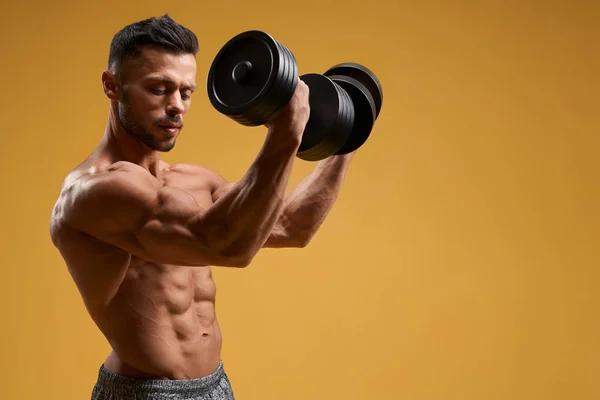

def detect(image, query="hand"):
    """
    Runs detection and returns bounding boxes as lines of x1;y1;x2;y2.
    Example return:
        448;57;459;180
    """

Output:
266;79;310;142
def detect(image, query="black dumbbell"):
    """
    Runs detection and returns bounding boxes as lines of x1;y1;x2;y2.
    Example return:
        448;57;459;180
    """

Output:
206;31;383;161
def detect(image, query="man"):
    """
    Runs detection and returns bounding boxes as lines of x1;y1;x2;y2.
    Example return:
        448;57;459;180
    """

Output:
50;14;355;400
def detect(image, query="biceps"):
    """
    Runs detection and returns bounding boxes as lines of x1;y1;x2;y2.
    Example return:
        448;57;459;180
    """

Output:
133;218;214;266
74;184;237;267
130;188;241;267
98;208;244;267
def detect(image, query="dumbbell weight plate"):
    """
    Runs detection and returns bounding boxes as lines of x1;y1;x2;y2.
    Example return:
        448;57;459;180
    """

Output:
327;75;376;155
324;63;383;118
296;74;355;161
262;40;299;122
207;30;298;126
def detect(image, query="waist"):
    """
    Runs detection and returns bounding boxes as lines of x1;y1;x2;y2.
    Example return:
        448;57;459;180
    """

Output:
103;319;222;379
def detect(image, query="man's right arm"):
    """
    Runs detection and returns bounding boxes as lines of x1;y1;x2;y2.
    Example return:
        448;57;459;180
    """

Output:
63;84;310;268
63;130;300;268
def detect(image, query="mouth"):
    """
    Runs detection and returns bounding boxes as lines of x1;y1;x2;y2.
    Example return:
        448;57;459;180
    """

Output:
158;125;182;135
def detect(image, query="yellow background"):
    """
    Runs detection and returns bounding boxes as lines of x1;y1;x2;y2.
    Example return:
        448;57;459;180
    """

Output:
1;0;598;399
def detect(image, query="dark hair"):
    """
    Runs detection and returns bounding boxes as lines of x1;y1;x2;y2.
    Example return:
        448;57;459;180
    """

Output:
108;14;199;72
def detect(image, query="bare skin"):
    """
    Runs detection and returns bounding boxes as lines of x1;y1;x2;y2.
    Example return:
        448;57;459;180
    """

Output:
50;46;355;381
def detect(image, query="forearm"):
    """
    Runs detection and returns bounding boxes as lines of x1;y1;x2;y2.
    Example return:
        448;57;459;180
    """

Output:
278;152;355;245
194;128;301;262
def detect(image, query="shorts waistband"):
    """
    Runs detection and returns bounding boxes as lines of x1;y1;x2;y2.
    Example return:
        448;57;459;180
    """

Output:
95;360;225;396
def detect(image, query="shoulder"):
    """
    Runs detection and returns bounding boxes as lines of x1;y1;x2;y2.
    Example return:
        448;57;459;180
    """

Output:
61;161;155;189
56;162;159;227
69;162;160;205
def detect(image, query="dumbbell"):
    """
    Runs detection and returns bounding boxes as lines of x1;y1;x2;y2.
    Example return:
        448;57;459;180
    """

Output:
206;30;383;161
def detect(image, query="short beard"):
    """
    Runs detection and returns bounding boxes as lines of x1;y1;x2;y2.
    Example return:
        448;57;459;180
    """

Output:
118;92;177;152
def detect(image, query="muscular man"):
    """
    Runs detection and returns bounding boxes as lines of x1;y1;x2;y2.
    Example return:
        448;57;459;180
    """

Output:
50;15;355;400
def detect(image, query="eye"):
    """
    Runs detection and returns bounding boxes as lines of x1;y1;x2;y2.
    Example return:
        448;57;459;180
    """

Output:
181;92;192;100
151;88;166;95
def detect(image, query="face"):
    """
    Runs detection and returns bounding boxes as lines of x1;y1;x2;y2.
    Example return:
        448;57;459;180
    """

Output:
115;47;197;152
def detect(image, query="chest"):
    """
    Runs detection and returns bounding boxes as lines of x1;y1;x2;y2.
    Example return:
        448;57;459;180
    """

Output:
158;168;216;207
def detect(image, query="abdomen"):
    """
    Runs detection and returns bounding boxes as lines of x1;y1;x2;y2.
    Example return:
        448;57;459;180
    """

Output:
95;260;222;379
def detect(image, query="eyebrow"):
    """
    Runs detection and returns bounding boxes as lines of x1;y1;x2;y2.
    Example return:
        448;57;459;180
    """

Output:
146;75;197;90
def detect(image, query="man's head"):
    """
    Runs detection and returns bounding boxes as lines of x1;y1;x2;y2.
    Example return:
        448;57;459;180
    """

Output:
102;15;199;152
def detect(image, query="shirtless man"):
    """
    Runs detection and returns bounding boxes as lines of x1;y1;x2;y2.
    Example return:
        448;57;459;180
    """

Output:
50;15;355;400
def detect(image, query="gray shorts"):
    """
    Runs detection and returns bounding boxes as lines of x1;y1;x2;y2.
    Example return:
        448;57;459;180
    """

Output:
91;360;235;399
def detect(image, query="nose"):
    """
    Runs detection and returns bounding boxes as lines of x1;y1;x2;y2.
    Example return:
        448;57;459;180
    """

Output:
166;92;185;116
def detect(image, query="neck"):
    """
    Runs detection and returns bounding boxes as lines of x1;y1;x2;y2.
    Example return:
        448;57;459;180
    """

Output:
98;102;161;176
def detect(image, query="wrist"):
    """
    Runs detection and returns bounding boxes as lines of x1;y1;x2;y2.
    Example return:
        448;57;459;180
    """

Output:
266;124;303;144
261;128;302;159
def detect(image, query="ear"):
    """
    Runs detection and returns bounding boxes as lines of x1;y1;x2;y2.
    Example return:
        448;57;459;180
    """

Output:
101;69;120;101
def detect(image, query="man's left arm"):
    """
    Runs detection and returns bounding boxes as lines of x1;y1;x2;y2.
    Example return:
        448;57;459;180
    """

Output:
211;152;355;249
263;152;355;248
